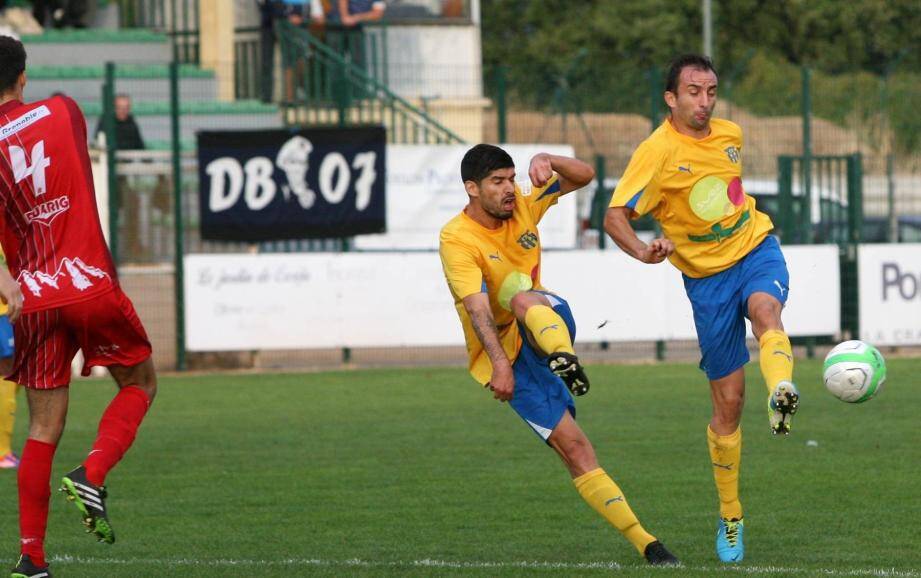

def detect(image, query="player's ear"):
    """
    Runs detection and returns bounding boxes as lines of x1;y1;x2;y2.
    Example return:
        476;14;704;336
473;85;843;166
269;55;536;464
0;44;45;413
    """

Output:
18;71;26;93
664;90;677;109
464;179;480;199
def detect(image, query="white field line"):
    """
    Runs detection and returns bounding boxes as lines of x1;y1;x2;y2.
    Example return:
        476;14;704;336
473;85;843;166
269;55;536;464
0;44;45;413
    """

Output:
47;555;921;576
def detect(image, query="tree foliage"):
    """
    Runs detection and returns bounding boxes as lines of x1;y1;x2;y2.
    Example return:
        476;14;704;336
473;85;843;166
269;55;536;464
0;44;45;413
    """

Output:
481;0;921;151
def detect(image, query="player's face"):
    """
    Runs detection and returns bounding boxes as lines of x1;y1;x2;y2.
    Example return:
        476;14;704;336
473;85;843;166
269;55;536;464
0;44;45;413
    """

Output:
666;66;718;132
471;167;516;220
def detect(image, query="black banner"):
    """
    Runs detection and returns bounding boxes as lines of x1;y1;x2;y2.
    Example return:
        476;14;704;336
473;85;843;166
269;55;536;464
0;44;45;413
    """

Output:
197;126;386;242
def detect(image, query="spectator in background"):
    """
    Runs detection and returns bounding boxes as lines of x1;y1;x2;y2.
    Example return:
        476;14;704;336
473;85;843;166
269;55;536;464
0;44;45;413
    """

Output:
32;0;88;29
93;94;147;261
335;0;385;27
272;0;327;103
328;0;383;78
259;0;328;102
257;0;279;103
95;94;145;151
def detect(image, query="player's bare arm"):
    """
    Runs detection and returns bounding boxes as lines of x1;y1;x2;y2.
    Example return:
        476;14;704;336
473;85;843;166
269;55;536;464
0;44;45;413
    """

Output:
604;207;675;264
0;268;23;323
528;153;594;194
463;292;514;401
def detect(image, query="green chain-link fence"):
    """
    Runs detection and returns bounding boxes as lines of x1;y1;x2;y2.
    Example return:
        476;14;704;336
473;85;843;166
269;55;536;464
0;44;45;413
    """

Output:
90;8;921;371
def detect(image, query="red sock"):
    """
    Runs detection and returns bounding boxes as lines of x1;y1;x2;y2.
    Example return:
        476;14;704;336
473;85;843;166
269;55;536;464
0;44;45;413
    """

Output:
18;438;57;568
83;385;151;486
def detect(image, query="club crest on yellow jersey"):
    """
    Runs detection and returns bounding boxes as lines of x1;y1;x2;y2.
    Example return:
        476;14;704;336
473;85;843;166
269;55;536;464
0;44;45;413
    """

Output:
517;230;539;249
725;146;741;164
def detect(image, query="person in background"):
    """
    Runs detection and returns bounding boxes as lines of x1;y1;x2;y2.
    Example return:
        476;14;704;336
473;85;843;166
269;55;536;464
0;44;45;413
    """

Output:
0;246;17;471
32;0;88;29
272;0;328;103
95;94;145;151
335;0;384;27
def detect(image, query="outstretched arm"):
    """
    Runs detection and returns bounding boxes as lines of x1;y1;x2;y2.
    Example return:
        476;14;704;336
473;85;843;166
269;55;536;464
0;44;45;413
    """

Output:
604;206;674;264
528;153;594;195
462;293;514;402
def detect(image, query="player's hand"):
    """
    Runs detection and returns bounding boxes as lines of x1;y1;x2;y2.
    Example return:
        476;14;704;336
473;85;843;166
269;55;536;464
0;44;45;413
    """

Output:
639;238;674;264
528;153;554;188
0;276;23;323
487;363;515;402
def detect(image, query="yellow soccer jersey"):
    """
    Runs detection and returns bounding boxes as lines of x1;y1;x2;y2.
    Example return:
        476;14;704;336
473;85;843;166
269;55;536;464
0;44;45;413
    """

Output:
440;175;564;385
609;118;773;278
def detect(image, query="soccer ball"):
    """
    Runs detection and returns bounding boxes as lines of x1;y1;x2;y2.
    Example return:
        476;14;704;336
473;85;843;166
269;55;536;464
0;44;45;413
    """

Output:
822;341;886;403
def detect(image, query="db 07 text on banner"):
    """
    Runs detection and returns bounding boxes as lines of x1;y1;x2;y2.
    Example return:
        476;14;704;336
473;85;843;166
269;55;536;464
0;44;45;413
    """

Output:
197;126;386;242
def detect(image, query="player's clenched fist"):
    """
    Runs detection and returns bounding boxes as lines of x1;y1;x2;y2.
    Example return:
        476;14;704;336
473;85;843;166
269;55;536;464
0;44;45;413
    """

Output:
528;153;554;188
639;238;675;264
488;364;515;402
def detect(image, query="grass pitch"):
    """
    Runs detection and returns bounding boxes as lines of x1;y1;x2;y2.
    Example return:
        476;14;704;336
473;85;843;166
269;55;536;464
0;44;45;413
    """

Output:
1;358;919;577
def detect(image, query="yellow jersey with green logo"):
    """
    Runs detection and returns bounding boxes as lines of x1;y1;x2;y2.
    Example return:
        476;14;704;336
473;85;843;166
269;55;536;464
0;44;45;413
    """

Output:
609;118;773;278
440;175;563;385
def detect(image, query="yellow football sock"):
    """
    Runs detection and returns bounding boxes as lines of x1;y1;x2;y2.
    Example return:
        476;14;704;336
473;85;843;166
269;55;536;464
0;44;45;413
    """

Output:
707;425;742;520
759;329;794;393
0;379;16;456
523;305;574;357
573;468;656;554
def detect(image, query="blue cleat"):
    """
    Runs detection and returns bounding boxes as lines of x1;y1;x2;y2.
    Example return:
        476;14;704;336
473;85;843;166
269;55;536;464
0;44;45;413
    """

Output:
768;381;799;435
716;517;744;562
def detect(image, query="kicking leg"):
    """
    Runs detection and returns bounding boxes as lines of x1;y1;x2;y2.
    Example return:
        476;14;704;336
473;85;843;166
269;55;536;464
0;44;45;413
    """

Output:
748;292;798;435
549;412;677;565
510;292;589;395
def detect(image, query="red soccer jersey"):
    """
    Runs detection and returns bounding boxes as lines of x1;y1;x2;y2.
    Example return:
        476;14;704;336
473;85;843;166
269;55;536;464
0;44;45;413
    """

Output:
0;96;116;314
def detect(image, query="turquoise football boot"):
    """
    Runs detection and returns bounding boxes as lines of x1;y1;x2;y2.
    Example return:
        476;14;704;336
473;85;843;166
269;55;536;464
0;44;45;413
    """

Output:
716;517;744;563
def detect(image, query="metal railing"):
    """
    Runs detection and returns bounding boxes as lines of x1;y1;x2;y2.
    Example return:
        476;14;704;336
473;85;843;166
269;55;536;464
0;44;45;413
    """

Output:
778;153;863;340
276;19;463;144
117;0;199;63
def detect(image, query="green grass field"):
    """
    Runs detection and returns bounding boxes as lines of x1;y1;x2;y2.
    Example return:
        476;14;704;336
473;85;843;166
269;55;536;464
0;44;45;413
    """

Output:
1;359;919;577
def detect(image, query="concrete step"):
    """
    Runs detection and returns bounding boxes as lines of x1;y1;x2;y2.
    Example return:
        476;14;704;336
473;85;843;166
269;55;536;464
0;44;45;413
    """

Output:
25;65;217;103
78;100;284;144
21;29;172;66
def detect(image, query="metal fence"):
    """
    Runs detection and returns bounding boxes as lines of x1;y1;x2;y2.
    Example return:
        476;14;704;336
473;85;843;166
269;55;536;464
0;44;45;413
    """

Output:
94;25;921;372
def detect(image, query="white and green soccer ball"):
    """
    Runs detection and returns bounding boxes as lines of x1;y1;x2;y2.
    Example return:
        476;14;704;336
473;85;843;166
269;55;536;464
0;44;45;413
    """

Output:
822;340;887;403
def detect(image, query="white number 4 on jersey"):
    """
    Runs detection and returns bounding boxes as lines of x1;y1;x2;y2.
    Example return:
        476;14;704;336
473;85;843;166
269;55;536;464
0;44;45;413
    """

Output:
10;140;51;197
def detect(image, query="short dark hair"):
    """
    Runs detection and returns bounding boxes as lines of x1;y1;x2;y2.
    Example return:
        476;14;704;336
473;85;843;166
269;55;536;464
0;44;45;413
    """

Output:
461;144;514;184
665;54;717;95
0;36;26;95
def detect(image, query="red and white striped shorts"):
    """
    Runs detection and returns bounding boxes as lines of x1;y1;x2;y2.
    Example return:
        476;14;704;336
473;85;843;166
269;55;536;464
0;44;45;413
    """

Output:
10;287;152;389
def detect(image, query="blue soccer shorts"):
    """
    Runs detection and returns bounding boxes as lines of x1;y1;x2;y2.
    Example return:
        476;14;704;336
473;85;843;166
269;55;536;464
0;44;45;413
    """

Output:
682;235;790;381
0;315;13;360
509;292;577;442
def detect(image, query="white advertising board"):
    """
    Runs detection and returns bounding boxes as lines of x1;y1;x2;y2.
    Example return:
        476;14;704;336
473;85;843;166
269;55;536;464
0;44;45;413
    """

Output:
859;243;921;345
184;245;840;351
352;144;579;250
